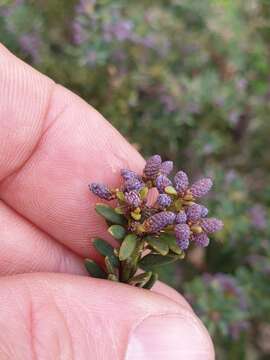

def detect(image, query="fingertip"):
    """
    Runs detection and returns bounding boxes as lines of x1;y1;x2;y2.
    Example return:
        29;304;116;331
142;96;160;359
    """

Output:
0;273;214;359
152;281;193;311
126;312;215;360
126;281;215;359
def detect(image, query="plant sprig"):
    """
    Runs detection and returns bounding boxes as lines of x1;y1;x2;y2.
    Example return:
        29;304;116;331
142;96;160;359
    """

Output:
85;155;223;289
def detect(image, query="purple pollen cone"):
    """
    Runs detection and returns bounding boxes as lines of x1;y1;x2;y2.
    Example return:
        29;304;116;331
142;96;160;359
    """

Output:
90;183;113;200
186;204;202;222
201;205;209;217
174;170;189;193
175;211;187;224
125;191;141;208
155;174;172;193
190;177;213;198
144;211;176;233
177;238;190;250
121;169;140;181
175;224;191;250
175;223;191;241
143;154;162;179
193;233;210;247
200;218;224;233
124;178;144;192
160;161;173;175
157;194;172;209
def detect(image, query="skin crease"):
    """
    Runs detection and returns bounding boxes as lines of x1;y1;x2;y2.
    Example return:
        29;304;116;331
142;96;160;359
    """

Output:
0;44;215;359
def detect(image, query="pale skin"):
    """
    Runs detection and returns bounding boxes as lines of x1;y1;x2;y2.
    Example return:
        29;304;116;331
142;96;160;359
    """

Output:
0;44;215;359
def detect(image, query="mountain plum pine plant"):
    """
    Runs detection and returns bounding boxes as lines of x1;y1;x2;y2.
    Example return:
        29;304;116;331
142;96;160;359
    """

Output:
87;155;223;289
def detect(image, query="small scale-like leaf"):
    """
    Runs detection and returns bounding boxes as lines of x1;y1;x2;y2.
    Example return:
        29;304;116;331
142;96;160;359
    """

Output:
174;198;183;211
183;193;193;201
116;191;125;202
131;211;141;221
95;203;126;225
108;274;118;281
115;207;125;214
120;258;136;282
139;254;179;270
108;225;126;242
105;256;118;276
93;238;119;266
159;233;183;256
165;186;177;195
120;240;144;282
119;234;138;261
93;238;114;256
139;187;149;199
145;236;169;255
143;272;159;289
129;271;152;287
190;225;203;234
182;200;195;206
84;259;107;279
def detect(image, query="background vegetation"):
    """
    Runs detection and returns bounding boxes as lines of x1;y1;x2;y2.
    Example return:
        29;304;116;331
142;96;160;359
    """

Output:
1;1;270;358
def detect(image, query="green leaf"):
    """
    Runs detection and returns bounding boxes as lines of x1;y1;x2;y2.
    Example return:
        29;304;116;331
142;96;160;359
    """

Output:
159;233;184;256
174;198;182;211
93;238;119;267
116;191;125;202
131;211;142;221
105;256;118;276
139;254;179;270
129;271;152;287
93;238;114;256
84;259;107;279
120;240;144;282
108;274;118;281
115;207;125;214
108;225;126;242
145;236;169;255
165;186;177;195
119;234;138;261
139;187;149;199
143;272;159;289
121;258;137;282
95;203;126;225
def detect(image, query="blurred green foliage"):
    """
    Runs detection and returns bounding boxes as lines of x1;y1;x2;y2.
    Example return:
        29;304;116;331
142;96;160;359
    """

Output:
1;0;270;358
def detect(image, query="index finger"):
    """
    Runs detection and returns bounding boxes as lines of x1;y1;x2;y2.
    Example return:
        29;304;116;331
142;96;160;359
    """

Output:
0;44;144;257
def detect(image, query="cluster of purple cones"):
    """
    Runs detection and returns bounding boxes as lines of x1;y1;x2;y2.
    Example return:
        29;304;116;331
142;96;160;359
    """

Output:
90;155;223;251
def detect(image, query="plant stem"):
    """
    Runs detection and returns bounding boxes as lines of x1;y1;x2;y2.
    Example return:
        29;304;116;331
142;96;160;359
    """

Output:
119;238;145;283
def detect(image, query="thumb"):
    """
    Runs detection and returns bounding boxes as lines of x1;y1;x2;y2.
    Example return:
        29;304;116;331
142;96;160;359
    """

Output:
0;273;214;359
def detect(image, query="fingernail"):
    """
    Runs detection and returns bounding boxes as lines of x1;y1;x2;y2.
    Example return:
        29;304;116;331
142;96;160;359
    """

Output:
126;313;214;360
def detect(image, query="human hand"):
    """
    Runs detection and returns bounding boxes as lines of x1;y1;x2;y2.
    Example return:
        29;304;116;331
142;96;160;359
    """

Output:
0;44;214;359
